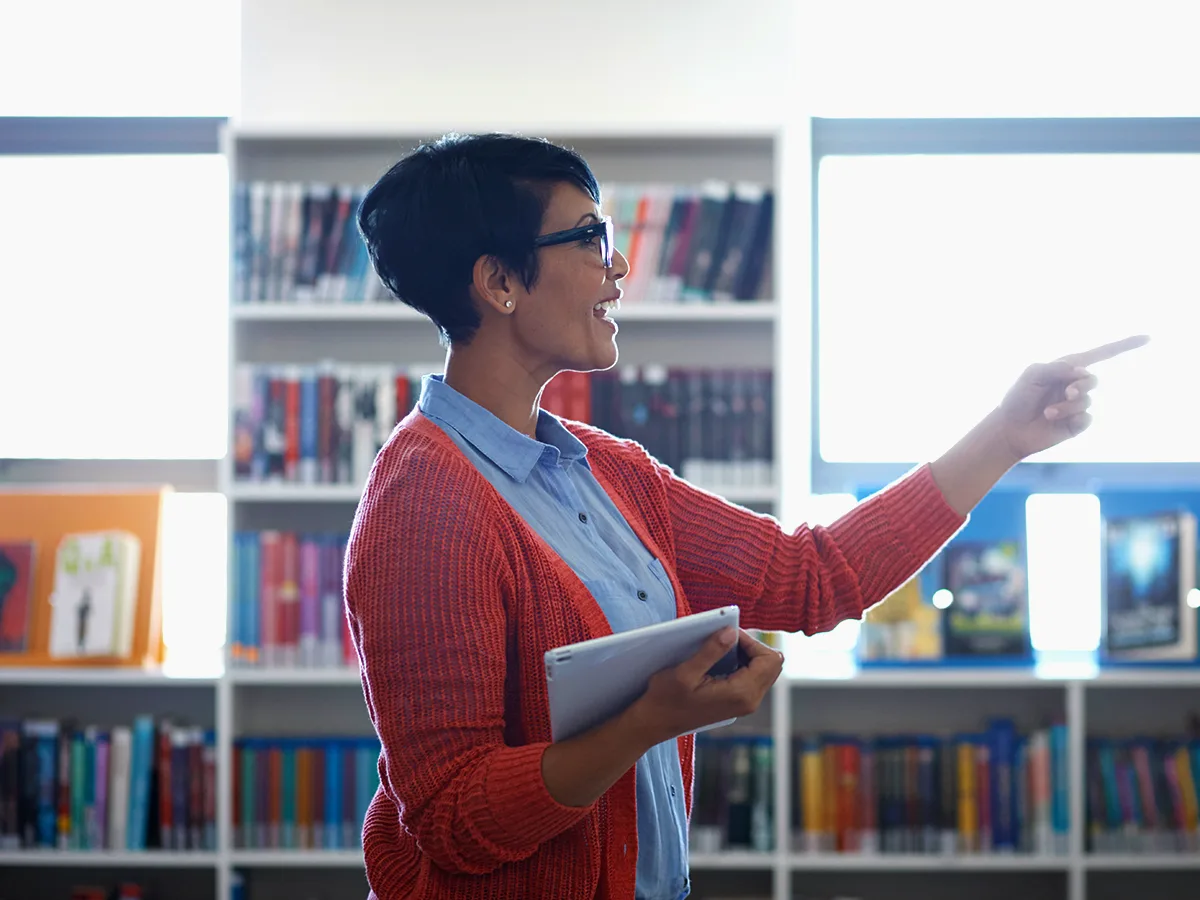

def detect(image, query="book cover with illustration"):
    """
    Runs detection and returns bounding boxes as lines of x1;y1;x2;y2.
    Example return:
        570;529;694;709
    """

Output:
858;576;942;662
1102;510;1198;662
0;542;35;653
47;531;142;659
942;541;1031;660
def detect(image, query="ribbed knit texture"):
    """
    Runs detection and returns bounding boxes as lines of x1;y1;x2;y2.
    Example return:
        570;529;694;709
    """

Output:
344;411;966;900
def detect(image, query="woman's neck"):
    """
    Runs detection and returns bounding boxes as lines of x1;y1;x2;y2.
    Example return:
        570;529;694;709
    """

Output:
443;340;546;439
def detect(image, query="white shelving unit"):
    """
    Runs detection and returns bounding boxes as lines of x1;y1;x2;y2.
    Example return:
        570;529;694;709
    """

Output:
6;667;1200;900
214;122;785;900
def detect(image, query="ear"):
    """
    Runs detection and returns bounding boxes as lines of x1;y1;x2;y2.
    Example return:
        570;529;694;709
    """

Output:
471;254;518;314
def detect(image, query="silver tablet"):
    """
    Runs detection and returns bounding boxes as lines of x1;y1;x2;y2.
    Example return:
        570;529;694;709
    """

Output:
544;605;741;743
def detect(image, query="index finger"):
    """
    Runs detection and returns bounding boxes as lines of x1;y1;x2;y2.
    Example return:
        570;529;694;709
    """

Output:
1058;334;1150;368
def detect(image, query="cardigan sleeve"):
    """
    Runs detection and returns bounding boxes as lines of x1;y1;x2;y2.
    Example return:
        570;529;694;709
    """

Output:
656;460;967;634
344;460;593;877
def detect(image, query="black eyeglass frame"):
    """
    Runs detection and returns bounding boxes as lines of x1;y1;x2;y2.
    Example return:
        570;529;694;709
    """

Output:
532;216;615;268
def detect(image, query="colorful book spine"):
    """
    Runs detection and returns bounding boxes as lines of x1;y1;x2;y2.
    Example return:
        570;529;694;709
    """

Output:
689;735;775;854
789;727;1070;857
1087;735;1200;854
230;531;354;669
0;715;214;853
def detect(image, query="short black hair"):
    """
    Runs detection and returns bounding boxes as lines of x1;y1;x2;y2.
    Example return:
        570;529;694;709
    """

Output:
357;132;601;345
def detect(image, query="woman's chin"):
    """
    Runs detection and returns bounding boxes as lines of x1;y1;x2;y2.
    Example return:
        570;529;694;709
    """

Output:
592;336;619;371
562;335;618;373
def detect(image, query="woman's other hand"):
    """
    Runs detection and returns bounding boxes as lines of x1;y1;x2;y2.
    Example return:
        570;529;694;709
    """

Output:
629;628;783;746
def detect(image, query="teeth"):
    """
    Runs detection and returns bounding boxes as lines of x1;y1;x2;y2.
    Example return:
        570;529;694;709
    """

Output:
594;299;618;312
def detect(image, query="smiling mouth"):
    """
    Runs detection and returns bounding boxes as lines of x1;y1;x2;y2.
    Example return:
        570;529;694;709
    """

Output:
593;298;620;317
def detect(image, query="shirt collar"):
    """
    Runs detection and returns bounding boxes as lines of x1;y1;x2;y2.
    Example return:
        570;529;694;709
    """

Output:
418;374;588;482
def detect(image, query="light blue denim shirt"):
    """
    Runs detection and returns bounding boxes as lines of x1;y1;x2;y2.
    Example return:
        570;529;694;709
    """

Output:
419;374;690;900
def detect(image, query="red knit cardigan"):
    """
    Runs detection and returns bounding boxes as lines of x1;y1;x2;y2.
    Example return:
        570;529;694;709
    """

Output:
343;411;965;899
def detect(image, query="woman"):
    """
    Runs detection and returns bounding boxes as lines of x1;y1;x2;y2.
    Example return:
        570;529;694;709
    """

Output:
344;132;1146;900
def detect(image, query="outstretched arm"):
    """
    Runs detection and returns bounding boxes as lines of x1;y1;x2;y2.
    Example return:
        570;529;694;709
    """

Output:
664;334;1150;634
658;459;966;635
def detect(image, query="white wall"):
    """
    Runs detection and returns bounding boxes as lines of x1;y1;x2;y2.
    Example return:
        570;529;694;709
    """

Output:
239;0;797;128
800;0;1200;118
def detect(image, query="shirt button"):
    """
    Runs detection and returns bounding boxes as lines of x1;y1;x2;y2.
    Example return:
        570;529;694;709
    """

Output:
578;512;588;523
669;785;676;797
637;590;648;601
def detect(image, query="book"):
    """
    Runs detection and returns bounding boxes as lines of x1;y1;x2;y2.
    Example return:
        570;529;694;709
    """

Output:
858;576;942;662
0;541;35;653
942;541;1031;660
1102;510;1198;662
47;531;142;659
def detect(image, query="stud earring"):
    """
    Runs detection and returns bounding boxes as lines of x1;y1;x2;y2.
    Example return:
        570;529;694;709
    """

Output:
504;300;513;308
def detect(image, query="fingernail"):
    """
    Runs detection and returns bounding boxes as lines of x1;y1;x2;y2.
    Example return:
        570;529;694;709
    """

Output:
1066;386;1079;400
1044;407;1059;420
720;628;736;646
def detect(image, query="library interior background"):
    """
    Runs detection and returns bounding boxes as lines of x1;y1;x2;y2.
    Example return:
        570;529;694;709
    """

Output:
2;2;1199;899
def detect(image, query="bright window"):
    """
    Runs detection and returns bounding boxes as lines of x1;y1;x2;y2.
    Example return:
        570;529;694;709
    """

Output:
0;153;229;458
817;152;1194;466
161;491;228;673
1026;493;1102;654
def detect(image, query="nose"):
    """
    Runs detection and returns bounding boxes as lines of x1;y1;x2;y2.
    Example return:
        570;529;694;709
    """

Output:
608;246;630;281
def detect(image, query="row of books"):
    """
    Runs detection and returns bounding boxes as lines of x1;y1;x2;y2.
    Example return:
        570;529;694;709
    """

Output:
232;736;380;850
229;531;355;669
230;180;775;307
233;181;386;306
857;509;1198;666
601;181;774;305
231;363;778;494
589;367;775;489
1087;735;1200;853
690;735;775;853
789;721;1071;856
12;725;1200;862
0;716;215;852
231;362;427;487
859;542;1029;664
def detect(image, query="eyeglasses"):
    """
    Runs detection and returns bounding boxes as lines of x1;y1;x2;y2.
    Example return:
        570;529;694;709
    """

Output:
532;216;614;268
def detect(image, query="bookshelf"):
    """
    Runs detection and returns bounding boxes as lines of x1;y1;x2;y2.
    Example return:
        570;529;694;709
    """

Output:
218;122;784;900
6;669;1200;900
